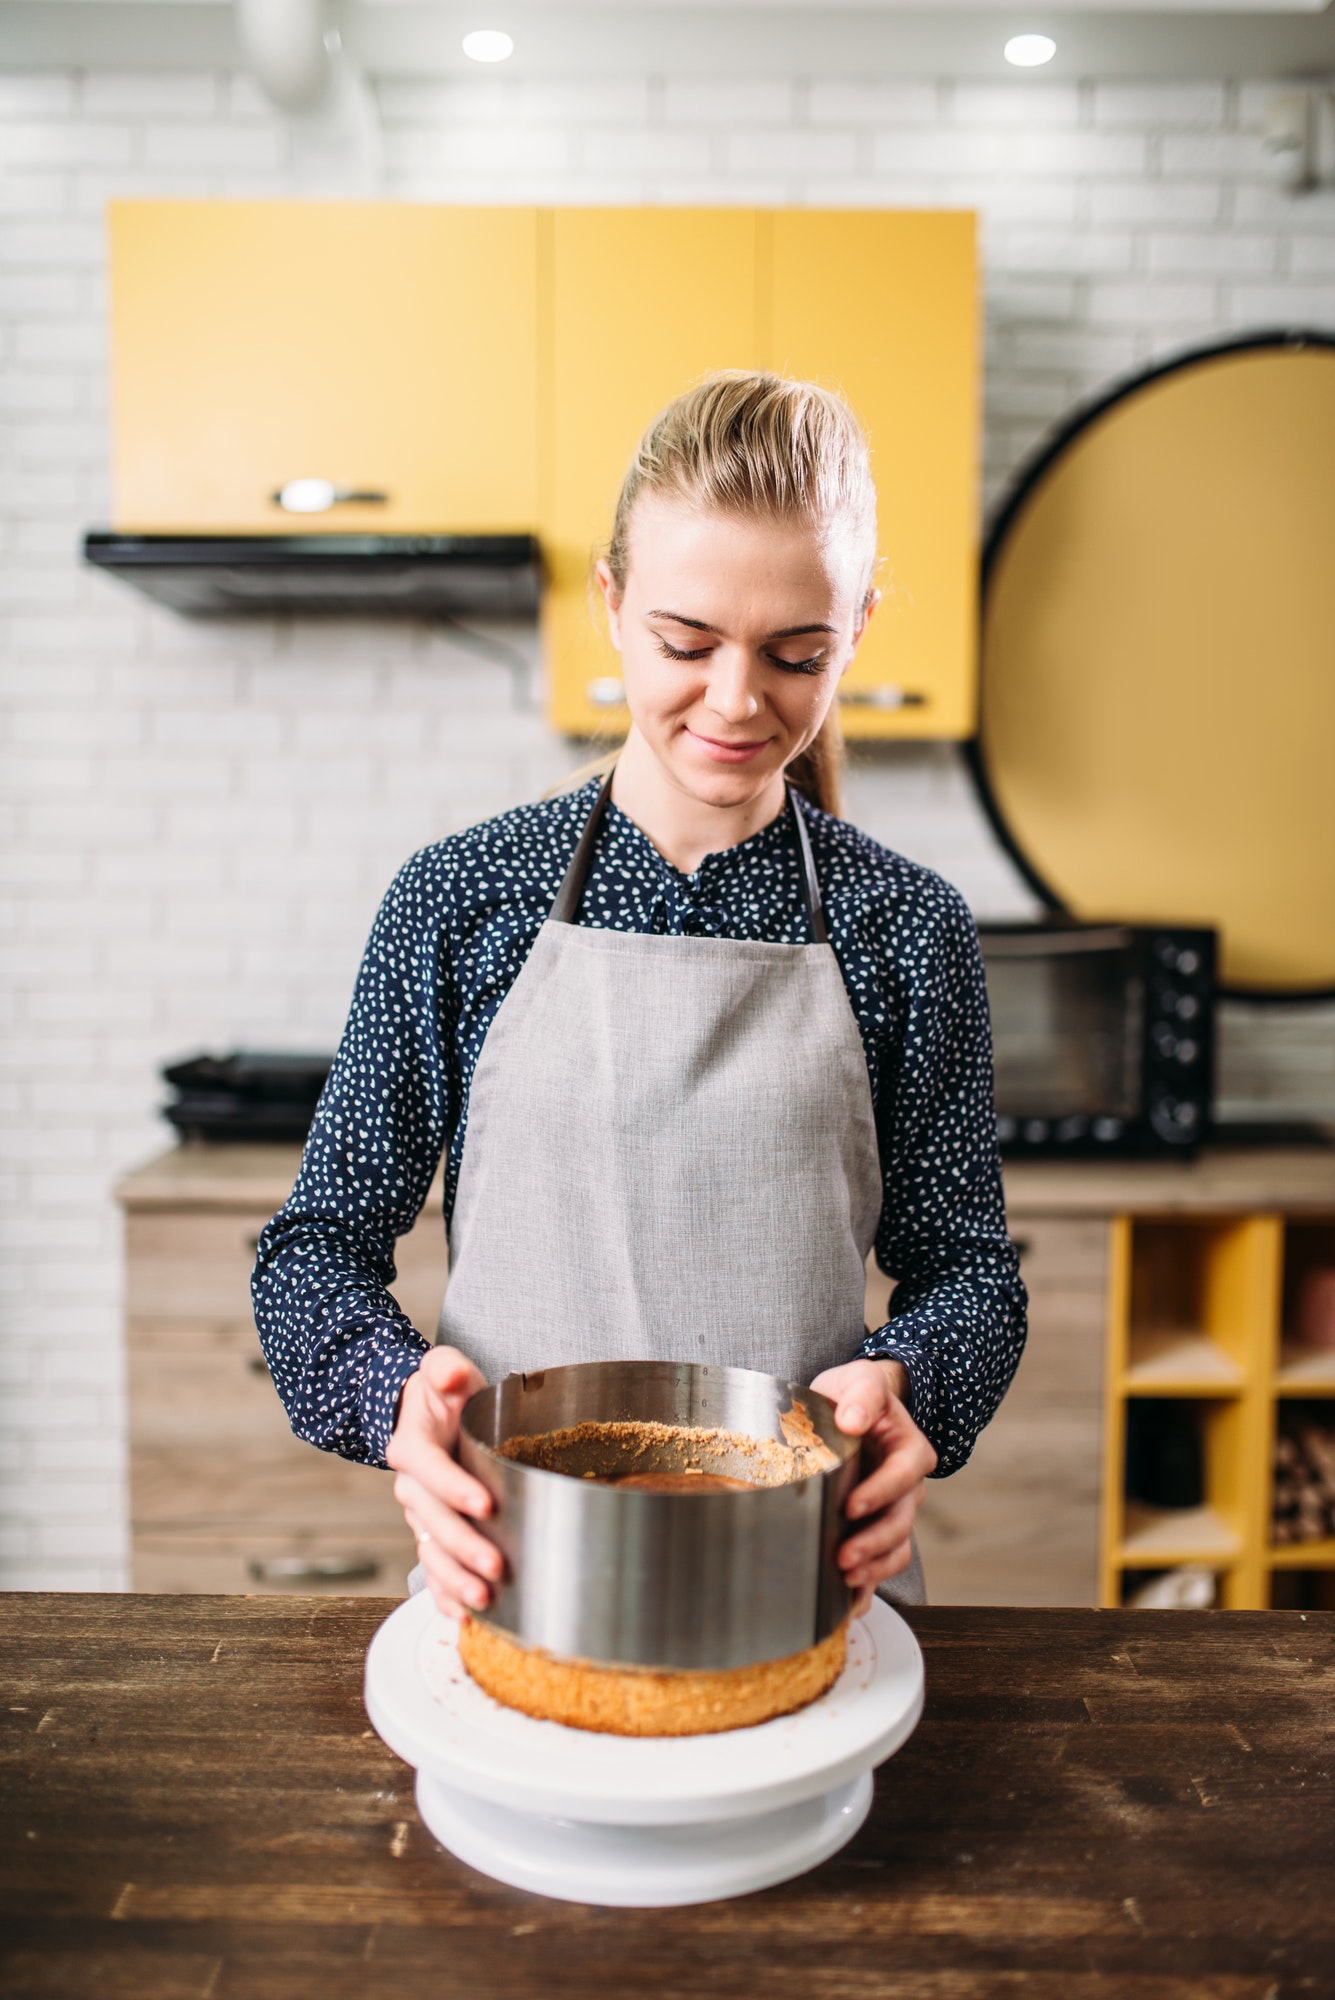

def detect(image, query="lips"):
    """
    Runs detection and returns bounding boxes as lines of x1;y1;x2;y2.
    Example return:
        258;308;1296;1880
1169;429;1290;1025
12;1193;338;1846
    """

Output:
685;728;772;764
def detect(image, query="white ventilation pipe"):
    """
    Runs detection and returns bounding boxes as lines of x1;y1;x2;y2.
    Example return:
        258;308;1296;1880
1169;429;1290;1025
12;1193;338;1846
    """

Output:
236;0;335;114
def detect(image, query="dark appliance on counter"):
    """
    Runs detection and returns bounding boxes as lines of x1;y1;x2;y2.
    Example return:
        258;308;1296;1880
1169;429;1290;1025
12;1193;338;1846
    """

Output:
976;922;1216;1157
162;1051;333;1143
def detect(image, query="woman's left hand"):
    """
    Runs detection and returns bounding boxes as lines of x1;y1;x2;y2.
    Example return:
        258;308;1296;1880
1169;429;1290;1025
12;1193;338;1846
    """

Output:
809;1357;937;1615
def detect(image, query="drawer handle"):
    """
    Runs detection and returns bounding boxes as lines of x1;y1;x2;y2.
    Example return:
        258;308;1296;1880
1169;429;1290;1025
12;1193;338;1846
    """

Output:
248;1353;271;1378
248;1553;381;1586
272;479;389;514
838;686;927;710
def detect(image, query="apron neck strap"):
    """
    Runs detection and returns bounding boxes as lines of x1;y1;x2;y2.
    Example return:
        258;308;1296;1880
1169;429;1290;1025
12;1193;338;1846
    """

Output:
550;773;614;924
550;771;827;944
788;786;829;944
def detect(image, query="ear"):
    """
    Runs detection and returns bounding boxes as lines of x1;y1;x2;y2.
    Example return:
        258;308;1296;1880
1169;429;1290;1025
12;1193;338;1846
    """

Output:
840;588;880;677
594;558;623;652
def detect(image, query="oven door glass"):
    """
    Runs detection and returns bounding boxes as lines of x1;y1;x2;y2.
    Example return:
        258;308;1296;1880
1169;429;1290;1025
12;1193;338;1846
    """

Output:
981;933;1142;1120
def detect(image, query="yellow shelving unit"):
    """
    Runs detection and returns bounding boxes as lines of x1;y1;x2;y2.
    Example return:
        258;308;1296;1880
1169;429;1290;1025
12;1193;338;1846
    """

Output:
1100;1210;1335;1610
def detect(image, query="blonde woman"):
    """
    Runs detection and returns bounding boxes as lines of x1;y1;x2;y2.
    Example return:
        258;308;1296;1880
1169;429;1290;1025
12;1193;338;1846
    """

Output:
253;372;1026;1617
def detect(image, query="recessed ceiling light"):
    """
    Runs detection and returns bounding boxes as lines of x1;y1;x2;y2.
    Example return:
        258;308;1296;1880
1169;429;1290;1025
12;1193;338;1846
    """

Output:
462;29;514;63
1004;34;1057;68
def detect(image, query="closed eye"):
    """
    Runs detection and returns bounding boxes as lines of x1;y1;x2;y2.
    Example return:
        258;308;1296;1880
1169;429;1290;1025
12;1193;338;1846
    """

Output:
769;652;827;676
653;636;714;662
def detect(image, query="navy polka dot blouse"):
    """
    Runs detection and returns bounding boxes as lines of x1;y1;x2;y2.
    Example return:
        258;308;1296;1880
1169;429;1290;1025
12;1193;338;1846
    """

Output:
252;779;1027;1478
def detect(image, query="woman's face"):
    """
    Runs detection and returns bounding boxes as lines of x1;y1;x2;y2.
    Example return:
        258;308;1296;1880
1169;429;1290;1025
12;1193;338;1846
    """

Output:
596;497;874;811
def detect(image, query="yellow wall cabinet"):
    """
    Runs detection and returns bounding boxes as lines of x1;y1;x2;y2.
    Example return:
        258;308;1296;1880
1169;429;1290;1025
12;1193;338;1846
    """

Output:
109;202;978;739
109;201;541;537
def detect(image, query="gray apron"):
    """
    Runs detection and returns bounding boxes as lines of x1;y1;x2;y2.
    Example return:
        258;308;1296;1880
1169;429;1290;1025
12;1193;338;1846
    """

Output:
431;778;925;1606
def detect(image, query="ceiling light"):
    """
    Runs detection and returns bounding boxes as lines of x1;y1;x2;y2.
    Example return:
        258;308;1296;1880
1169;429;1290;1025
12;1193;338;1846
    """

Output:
462;29;514;63
1004;34;1057;68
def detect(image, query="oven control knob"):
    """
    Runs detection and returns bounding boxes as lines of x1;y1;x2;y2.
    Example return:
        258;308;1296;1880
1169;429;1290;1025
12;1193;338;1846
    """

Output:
1175;993;1200;1022
1176;947;1201;978
1176;1038;1199;1066
1092;1116;1123;1142
1152;1023;1178;1059
1022;1119;1050;1144
1151;1095;1200;1142
995;1115;1017;1143
1057;1115;1088;1143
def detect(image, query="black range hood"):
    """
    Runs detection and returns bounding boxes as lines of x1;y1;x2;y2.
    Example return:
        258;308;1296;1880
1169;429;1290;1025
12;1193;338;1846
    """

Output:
84;532;542;619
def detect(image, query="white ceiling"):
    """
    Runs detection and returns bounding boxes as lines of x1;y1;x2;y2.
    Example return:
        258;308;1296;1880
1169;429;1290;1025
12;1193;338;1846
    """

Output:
3;1;1334;77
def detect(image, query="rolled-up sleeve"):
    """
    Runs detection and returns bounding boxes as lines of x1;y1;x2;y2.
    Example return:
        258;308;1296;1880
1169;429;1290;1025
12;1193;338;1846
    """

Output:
251;851;455;1467
857;885;1027;1476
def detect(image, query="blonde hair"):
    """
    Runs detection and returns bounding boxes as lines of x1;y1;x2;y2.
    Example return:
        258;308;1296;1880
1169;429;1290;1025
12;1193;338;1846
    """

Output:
605;370;879;818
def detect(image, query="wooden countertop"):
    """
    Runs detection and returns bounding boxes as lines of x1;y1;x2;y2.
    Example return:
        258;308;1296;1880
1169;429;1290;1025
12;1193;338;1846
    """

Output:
2;1594;1331;1996
114;1139;1335;1215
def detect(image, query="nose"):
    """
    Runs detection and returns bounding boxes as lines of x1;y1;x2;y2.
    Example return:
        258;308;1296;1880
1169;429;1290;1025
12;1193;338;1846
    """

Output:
703;646;762;727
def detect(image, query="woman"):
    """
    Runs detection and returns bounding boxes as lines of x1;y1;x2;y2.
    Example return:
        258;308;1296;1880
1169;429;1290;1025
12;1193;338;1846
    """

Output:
253;371;1026;1621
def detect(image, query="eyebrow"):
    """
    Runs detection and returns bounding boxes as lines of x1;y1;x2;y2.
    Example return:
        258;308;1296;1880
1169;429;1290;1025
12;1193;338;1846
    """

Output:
646;611;836;640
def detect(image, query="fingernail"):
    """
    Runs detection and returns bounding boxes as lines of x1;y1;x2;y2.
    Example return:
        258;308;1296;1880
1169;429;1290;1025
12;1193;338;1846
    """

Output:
844;1404;867;1429
847;1497;865;1518
467;1581;488;1608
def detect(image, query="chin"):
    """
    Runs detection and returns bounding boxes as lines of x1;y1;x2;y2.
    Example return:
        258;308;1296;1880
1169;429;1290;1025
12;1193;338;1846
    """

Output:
673;759;783;808
666;736;787;801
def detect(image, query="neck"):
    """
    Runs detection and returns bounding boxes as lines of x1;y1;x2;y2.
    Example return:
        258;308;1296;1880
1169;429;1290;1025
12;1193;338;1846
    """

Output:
610;728;788;873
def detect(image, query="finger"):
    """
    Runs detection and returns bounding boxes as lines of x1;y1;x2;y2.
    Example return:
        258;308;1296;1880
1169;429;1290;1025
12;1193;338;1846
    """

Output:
849;1583;873;1620
420;1357;487;1425
419;1536;493;1616
393;1438;494;1520
845;1534;915;1591
839;1488;920;1571
395;1472;504;1582
845;1441;934;1519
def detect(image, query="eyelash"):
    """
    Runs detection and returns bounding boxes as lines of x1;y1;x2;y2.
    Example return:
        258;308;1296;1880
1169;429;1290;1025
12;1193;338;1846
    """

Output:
652;637;827;676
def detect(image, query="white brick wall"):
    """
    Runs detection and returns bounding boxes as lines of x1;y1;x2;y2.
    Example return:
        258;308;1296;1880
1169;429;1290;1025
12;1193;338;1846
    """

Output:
2;65;1333;1588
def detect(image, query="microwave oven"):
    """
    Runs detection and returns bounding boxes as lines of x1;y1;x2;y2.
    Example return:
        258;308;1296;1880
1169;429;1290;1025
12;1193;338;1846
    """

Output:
976;923;1217;1156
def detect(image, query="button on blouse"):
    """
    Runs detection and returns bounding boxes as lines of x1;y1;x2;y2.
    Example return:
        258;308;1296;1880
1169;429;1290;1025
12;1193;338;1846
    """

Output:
252;780;1027;1477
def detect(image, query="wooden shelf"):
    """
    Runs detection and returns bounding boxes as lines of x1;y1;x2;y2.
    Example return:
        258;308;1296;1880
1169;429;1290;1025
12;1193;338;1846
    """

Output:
1275;1344;1335;1395
1123;1328;1246;1396
1268;1538;1335;1569
1117;1503;1242;1565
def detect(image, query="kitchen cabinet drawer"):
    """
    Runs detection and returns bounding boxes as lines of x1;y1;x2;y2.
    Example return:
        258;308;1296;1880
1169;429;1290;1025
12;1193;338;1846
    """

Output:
128;1331;299;1446
125;1209;280;1334
133;1531;414;1597
132;1436;405;1537
125;1198;449;1343
109;201;539;535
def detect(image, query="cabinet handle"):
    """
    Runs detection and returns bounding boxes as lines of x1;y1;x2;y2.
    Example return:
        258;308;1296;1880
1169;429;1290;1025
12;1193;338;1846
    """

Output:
272;479;389;514
586;676;626;708
838;687;927;710
248;1553;381;1586
247;1353;271;1378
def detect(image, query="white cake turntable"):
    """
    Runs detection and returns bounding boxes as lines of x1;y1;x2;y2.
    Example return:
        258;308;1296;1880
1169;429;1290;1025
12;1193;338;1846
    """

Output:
364;1590;925;1908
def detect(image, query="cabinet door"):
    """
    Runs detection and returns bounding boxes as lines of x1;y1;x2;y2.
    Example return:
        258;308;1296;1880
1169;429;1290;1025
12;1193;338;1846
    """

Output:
542;208;761;735
764;210;978;739
109;201;539;534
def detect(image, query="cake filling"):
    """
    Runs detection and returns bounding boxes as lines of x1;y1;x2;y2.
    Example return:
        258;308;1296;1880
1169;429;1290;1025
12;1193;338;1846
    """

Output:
493;1412;838;1487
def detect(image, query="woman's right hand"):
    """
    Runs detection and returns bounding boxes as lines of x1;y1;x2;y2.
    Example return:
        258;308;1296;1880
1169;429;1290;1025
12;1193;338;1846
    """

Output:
386;1346;503;1622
